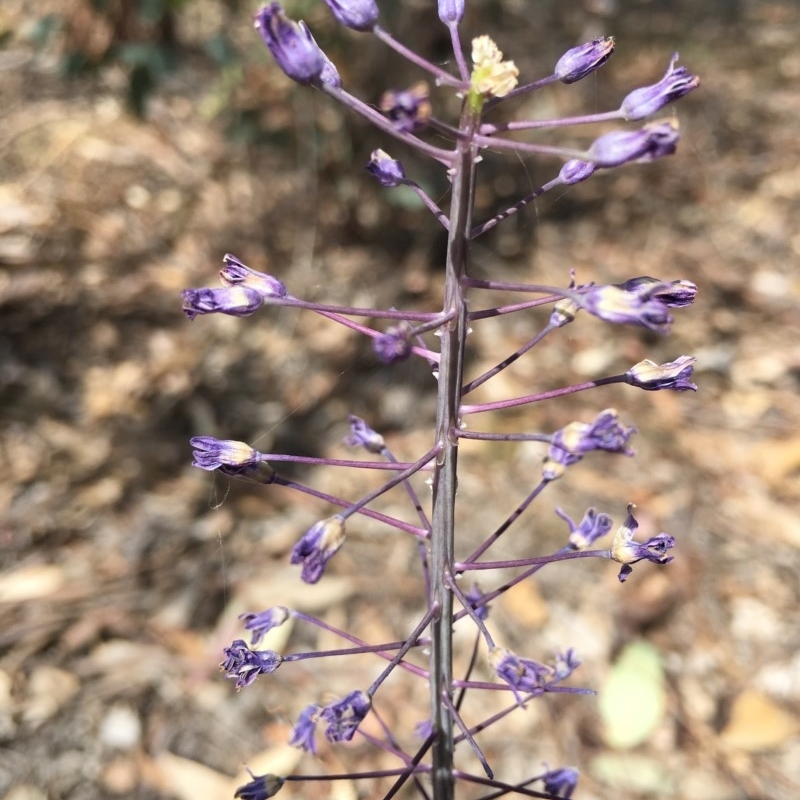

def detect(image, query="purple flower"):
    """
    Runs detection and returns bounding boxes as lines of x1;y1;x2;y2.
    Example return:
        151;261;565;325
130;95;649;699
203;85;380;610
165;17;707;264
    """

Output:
541;767;579;799
322;0;378;32
489;647;553;703
221;639;283;689
320;690;371;742
254;4;325;85
615;275;697;308
235;771;285;800
552;649;581;682
438;0;464;25
289;703;320;754
611;504;676;582
239;606;291;646
366;149;407;188
549;297;580;328
621;53;699;120
554;408;636;456
555;36;615;84
181;286;264;320
578;281;676;333
558;506;613;550
559;159;596;185
290;516;347;583
379;82;432;133
190;437;276;482
219;254;288;299
587;119;680;168
625;356;697;391
373;323;413;363
345;414;386;454
465;584;491;621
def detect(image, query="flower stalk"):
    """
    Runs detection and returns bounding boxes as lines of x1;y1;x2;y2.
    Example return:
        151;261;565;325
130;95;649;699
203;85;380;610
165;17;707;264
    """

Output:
183;5;699;798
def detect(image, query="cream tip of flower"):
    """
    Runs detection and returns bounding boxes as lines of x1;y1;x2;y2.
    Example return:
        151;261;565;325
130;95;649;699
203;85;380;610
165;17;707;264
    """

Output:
470;35;518;98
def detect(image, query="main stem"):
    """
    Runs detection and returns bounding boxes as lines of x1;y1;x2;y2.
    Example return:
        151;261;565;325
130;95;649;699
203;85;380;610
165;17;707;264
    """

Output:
429;103;478;800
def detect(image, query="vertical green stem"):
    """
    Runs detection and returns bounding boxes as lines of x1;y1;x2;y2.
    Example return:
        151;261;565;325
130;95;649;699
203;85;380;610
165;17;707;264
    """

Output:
429;103;479;800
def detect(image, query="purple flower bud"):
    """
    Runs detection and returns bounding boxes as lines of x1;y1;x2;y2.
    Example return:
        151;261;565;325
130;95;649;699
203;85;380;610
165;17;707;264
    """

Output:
289;703;320;754
555;36;615;84
239;606;291;646
290;516;346;583
181;286;264;320
345;414;386;454
555;409;636;457
489;647;553;703
322;0;378;32
541;767;579;799
544;410;635;480
617;276;697;308
559;159;596;185
254;4;325;84
190;436;276;482
552;649;581;682
366;149;407;188
320;690;371;742
221;639;283;689
302;22;342;87
379;82;432;133
587;119;680;168
465;584;491;621
621;53;699;120
579;281;675;333
558;506;613;550
549;297;580;328
220;254;288;299
374;323;413;363
611;504;676;582
235;771;285;800
625;356;697;391
438;0;464;25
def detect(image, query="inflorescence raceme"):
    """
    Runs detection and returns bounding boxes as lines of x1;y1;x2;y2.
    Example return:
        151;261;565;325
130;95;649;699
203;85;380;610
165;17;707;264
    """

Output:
184;2;699;798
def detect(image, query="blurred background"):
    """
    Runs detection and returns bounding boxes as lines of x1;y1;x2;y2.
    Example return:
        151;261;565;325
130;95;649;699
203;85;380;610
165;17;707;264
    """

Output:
1;1;799;798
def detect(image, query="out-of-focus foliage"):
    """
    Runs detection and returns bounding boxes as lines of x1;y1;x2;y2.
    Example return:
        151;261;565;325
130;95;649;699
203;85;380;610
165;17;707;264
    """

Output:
29;0;240;116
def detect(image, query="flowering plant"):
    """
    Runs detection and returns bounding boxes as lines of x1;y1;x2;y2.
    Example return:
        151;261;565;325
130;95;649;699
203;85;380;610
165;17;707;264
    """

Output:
183;2;699;798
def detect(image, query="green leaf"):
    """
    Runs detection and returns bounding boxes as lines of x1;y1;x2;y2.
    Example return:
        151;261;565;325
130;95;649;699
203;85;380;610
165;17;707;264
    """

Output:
598;639;666;749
